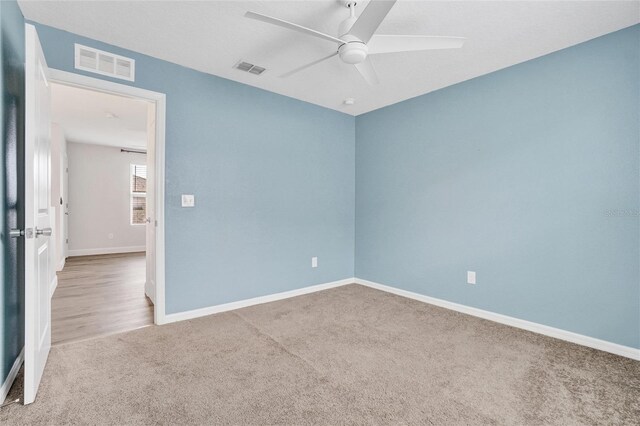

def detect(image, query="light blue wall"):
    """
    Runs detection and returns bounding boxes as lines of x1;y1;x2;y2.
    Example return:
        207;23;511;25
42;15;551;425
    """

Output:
32;24;355;314
356;25;640;348
19;19;640;350
1;0;25;388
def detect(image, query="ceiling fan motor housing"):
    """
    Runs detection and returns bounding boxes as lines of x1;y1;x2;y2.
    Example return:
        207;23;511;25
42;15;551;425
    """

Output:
339;42;368;64
338;31;368;64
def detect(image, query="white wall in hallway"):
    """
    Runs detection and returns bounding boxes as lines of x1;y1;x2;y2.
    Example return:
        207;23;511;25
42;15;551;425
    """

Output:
67;141;146;255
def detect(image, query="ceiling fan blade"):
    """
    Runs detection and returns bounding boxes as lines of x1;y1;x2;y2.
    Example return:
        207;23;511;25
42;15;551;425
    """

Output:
280;52;339;78
245;11;345;45
347;0;397;43
354;58;379;85
368;35;466;54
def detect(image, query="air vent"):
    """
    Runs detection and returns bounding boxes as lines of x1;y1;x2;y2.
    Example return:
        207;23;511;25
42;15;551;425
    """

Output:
74;44;135;82
235;61;266;75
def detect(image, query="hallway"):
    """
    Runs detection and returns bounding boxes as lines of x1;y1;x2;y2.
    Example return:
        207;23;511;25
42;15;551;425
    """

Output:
52;252;153;345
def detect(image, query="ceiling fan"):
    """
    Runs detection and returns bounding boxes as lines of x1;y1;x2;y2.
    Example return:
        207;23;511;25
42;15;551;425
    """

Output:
245;0;465;85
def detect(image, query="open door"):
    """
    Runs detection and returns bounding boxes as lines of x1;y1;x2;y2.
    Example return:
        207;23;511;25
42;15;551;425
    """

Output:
145;103;156;304
24;24;54;405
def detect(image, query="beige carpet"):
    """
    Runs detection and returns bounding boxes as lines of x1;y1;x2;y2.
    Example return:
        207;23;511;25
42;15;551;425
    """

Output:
2;284;639;425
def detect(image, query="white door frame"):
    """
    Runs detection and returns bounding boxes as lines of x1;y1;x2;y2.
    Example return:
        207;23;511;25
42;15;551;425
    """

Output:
48;69;167;325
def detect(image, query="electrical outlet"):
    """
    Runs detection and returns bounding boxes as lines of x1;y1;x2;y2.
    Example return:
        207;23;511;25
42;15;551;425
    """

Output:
181;194;195;207
108;233;114;240
467;271;476;285
311;257;318;268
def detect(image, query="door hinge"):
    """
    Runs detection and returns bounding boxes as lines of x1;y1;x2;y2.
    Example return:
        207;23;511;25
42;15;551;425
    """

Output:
9;228;24;238
9;228;34;239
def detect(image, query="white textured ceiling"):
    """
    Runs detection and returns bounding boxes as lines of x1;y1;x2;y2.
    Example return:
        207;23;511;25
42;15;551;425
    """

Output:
52;83;149;149
21;1;640;115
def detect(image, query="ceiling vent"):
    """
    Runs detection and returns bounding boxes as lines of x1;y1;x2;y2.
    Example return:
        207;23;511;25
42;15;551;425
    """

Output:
74;44;135;82
234;61;266;75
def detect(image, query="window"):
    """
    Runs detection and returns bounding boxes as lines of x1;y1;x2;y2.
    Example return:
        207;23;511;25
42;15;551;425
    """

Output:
130;164;147;225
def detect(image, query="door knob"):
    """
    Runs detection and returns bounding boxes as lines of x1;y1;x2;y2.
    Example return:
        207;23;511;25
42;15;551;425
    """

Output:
35;227;52;237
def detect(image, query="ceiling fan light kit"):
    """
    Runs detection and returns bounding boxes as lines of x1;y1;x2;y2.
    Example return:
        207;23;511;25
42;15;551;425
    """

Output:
245;0;465;86
339;39;368;65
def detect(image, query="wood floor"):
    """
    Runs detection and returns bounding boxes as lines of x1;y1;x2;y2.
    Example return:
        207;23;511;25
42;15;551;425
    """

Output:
52;252;153;346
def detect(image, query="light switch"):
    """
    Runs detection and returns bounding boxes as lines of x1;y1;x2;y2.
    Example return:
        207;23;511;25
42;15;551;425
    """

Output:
311;257;318;268
181;194;195;207
467;271;476;285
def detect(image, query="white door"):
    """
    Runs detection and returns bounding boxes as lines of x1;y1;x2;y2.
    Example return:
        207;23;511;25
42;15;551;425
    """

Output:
24;24;54;405
145;103;156;304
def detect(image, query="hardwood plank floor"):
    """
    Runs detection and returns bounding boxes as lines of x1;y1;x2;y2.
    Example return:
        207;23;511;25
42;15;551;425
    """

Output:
52;252;153;346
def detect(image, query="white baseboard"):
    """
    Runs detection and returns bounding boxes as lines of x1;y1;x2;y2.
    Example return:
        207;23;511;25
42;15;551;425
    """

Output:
1;348;24;404
145;281;156;305
159;275;639;360
355;278;640;361
67;246;146;257
163;278;355;324
50;275;58;298
56;256;65;272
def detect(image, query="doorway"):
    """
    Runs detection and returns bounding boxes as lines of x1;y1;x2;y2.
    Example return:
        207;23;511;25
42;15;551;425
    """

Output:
49;82;154;345
45;68;167;327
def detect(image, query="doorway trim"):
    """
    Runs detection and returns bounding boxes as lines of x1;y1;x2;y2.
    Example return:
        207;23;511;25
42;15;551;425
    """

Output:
48;68;167;325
